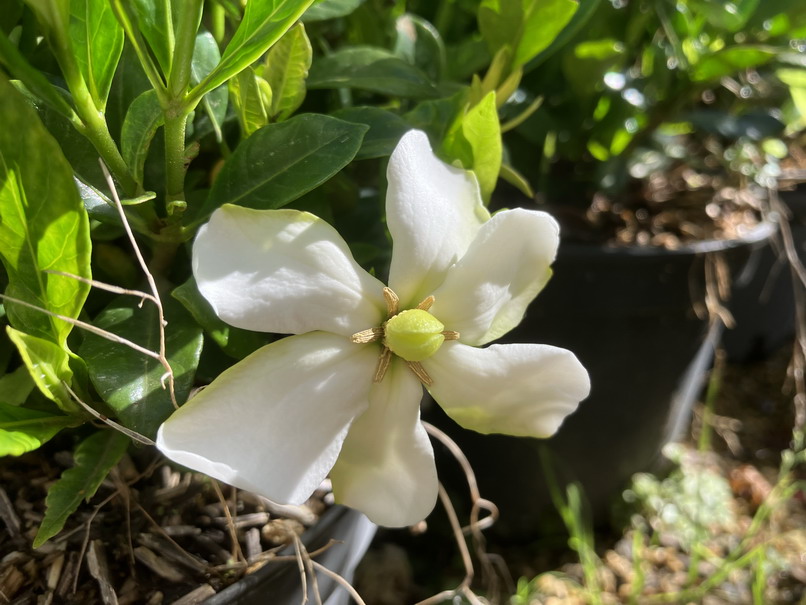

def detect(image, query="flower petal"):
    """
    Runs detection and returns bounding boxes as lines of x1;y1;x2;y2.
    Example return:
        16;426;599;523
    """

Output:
430;208;559;346
386;130;490;307
194;205;386;336
156;332;379;504
330;358;437;527
424;342;590;438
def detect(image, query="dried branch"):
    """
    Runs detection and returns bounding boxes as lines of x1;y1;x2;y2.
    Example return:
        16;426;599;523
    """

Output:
310;560;369;605
63;382;155;446
211;481;245;564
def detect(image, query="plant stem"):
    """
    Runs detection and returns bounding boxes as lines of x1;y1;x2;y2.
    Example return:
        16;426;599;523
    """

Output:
168;0;204;99
163;110;189;211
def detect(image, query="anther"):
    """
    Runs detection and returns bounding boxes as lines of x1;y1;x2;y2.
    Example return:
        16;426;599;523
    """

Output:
416;295;435;311
373;347;392;382
383;287;399;317
406;361;433;387
351;327;384;344
442;330;460;341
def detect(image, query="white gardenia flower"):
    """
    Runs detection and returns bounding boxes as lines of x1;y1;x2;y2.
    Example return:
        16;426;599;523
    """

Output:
156;130;590;527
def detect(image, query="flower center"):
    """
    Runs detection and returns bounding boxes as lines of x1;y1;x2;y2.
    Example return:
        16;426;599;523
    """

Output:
384;309;445;362
350;287;459;386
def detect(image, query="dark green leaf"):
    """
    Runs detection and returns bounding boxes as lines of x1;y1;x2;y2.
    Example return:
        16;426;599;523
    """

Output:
79;297;203;438
302;0;365;22
33;429;129;547
130;0;174;74
172;279;267;360
0;366;35;406
6;327;76;411
0;77;91;348
0;403;77;456
191;30;228;143
121;90;164;188
694;0;759;32
307;47;438;98
393;14;445;83
203;114;367;215
263;23;311;121
193;0;315;98
332;106;410;159
404;90;468;142
69;0;124;109
691;47;776;82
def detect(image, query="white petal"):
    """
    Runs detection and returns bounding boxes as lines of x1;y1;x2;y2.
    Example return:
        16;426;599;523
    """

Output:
194;205;386;336
156;332;379;504
430;209;559;346
424;342;590;438
330;359;437;527
386;130;490;307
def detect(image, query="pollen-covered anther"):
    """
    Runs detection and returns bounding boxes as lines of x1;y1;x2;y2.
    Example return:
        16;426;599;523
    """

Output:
406;361;433;387
383;287;399;317
442;331;460;341
351;327;384;344
373;347;392;382
416;295;435;311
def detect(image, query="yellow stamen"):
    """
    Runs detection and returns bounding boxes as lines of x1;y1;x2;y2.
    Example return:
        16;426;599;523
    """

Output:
373;347;392;382
351;327;384;344
416;295;435;311
383;287;399;317
406;361;433;387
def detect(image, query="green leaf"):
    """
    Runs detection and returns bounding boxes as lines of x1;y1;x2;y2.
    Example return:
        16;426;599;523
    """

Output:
263;23;311;121
0;403;77;456
69;0;124;110
404;90;469;142
121;90;164;188
33;429;129;547
479;0;577;69
302;0;365;21
691;46;776;82
190;30;228;142
229;66;271;137
332;106;410;159
694;0;759;32
79;298;203;438
0;77;91;348
393;14;445;83
442;91;502;203
0;366;35;406
130;0;174;74
193;0;315;99
6;327;76;411
307;47;438;98
777;68;806;121
172;279;267;360
499;162;534;197
203;114;367;215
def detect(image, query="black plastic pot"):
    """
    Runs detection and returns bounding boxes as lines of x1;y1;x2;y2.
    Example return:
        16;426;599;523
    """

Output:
426;221;776;541
204;506;376;604
722;189;806;361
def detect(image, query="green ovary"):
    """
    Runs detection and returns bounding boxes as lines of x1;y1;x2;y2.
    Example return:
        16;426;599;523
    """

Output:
384;309;445;362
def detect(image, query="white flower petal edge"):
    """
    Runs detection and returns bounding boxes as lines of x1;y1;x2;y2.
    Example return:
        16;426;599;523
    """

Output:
330;359;437;527
430;208;559;346
194;205;387;337
156;332;379;504
424;342;591;438
386;130;491;307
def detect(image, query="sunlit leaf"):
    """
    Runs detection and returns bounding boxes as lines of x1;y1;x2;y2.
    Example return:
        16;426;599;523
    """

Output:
302;0;365;21
691;47;776;82
229;67;271;136
0;403;77;456
263;23;311;121
6;328;76;411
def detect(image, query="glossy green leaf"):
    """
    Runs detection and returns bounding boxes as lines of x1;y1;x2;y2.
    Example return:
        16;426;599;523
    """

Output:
525;0;601;72
307;47;438;98
302;0;365;21
479;0;577;68
442;91;501;202
332;106;410;159
691;47;776;82
121;90;164;188
405;90;468;142
172;279;267;360
6;328;76;411
130;0;174;74
203;114;367;215
33;429;129;547
0;366;35;406
0;32;78;121
69;0;124;109
191;30;228;142
394;14;445;82
229;67;271;137
0;403;77;456
263;23;311;121
193;0;315;98
79;297;203;438
0;77;91;348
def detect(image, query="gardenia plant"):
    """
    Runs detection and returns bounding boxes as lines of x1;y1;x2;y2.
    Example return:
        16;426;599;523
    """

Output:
156;130;590;527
